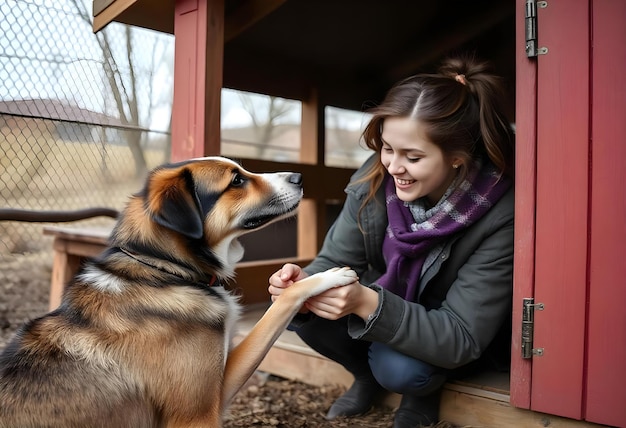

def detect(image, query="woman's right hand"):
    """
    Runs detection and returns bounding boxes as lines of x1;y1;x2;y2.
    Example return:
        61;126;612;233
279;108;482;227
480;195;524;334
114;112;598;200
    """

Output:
268;263;309;308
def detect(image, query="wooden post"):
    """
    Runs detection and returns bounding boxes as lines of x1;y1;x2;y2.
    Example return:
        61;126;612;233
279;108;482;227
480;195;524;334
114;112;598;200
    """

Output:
298;89;325;259
171;0;224;161
49;249;78;310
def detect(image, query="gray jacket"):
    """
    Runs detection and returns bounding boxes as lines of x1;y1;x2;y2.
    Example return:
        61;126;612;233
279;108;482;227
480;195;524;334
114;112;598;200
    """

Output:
303;155;514;369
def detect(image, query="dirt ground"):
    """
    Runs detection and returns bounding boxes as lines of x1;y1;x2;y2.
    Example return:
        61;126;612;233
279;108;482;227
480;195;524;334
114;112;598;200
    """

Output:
0;252;457;428
0;252;52;349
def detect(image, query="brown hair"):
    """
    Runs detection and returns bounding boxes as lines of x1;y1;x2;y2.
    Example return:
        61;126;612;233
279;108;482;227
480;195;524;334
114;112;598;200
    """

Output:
356;56;515;217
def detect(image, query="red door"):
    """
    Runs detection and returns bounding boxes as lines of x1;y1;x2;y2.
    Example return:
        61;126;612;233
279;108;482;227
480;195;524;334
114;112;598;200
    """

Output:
511;1;626;426
585;1;626;425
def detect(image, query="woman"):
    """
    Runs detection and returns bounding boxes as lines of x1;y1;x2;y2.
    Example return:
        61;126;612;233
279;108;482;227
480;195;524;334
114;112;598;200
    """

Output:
268;56;515;427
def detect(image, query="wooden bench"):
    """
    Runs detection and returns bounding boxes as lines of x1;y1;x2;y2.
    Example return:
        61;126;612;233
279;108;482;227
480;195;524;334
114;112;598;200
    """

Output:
42;225;310;310
44;226;111;310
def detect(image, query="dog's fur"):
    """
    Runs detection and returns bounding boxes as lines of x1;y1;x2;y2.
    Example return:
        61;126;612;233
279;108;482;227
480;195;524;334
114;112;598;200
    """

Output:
0;157;357;428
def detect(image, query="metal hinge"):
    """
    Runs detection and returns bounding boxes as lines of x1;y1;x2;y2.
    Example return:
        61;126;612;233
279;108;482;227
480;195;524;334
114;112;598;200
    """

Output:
525;0;549;57
521;298;545;358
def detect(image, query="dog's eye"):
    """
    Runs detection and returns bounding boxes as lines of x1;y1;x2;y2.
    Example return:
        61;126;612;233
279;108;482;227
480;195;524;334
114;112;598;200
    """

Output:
231;172;247;187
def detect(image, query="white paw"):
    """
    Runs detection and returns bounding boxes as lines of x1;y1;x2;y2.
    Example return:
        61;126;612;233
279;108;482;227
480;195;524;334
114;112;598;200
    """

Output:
307;267;358;294
322;266;358;286
303;266;358;297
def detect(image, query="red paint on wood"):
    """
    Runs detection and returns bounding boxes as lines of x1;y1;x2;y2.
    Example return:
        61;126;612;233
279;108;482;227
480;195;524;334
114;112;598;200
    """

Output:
172;0;199;161
171;0;223;162
531;0;589;419
510;0;537;410
585;1;626;426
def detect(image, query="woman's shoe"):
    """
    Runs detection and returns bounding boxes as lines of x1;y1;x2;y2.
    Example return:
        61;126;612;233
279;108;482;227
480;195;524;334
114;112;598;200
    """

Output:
325;376;382;420
392;390;441;428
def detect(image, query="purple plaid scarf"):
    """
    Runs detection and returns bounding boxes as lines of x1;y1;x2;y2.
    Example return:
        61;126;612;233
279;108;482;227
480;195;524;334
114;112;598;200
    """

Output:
377;159;511;301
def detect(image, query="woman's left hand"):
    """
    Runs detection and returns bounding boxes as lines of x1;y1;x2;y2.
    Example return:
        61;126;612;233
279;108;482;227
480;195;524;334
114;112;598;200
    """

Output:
304;280;379;321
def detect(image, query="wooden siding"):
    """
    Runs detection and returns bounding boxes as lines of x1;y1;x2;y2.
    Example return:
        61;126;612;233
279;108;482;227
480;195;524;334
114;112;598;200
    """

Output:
532;0;589;419
585;0;626;425
510;0;538;410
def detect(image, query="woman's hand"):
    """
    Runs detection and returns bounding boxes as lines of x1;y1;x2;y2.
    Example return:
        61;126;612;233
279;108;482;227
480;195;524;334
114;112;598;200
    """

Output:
269;264;380;321
268;263;309;308
304;281;380;321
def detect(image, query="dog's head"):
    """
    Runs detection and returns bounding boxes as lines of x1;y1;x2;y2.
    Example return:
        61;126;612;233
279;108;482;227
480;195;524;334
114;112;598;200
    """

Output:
113;156;302;279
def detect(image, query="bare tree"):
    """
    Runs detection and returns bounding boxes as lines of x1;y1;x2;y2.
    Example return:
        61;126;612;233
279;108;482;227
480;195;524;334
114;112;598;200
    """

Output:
148;40;175;162
325;108;369;166
238;93;295;158
71;0;149;176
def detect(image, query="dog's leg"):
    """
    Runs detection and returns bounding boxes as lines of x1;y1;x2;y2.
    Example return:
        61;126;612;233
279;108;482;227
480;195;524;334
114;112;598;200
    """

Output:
221;267;357;405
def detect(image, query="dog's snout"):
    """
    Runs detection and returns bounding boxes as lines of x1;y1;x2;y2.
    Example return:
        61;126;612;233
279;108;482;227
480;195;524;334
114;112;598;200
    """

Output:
288;173;302;186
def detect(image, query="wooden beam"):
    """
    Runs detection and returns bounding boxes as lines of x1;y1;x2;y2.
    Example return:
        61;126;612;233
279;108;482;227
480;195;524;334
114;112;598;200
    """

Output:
93;0;116;16
299;88;322;256
93;0;174;33
93;0;285;38
296;199;318;260
300;88;320;165
93;0;138;32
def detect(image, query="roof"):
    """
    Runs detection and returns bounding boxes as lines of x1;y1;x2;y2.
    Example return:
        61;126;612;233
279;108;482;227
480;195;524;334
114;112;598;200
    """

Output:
94;0;516;114
0;99;124;127
0;98;142;130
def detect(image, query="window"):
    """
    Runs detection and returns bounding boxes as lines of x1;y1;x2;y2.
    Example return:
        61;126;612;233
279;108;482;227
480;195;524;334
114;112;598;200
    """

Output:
324;106;373;168
221;88;301;162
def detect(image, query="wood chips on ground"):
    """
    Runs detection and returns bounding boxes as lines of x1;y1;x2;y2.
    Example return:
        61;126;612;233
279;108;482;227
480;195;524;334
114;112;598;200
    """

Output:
224;372;458;428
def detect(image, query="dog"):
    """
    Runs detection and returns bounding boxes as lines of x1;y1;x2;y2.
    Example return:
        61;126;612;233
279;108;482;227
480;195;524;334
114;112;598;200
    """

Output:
0;156;357;427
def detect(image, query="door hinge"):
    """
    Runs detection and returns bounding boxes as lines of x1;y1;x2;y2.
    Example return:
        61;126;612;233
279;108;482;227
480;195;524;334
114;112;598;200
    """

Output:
525;0;548;57
521;297;545;358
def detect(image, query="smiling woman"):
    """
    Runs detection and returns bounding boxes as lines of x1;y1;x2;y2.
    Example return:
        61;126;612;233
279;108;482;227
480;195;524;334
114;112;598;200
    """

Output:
380;117;459;205
268;56;515;427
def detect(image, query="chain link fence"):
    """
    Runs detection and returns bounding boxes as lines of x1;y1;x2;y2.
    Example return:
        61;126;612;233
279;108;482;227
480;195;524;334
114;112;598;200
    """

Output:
0;0;173;347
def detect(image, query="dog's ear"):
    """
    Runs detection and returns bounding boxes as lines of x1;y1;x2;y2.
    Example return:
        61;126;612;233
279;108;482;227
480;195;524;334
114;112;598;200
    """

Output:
149;168;206;239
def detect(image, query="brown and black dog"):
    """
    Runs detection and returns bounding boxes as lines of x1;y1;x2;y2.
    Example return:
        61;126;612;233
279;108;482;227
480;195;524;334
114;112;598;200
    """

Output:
0;156;357;428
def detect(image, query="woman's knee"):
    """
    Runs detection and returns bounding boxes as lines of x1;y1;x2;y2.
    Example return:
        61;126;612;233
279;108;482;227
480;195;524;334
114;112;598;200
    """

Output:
368;342;447;396
294;316;373;376
294;315;349;349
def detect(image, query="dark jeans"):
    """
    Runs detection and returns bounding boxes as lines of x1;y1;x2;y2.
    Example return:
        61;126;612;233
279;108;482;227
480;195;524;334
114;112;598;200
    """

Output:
294;315;447;397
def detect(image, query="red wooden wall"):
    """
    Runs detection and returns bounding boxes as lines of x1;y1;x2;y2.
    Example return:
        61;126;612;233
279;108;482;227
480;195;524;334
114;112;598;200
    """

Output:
531;0;589;419
585;0;626;425
512;1;626;425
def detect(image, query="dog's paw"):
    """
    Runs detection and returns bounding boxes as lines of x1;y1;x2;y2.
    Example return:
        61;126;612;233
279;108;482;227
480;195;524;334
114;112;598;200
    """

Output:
302;266;358;296
322;266;358;286
290;267;358;299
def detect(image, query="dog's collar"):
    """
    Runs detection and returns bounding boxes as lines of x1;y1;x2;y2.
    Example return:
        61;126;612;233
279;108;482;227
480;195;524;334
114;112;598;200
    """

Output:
117;247;219;287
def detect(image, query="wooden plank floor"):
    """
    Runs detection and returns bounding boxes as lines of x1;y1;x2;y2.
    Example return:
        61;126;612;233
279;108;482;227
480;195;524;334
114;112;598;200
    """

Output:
234;304;607;428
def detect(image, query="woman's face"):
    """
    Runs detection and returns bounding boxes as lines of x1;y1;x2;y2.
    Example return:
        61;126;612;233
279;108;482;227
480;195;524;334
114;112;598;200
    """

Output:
380;117;460;204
